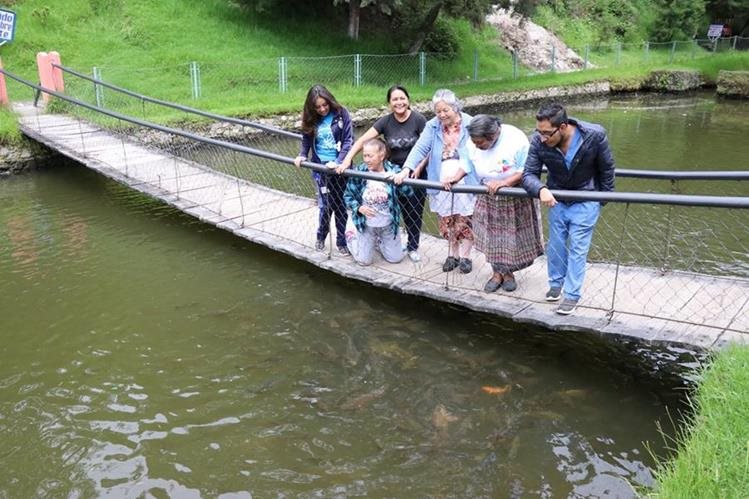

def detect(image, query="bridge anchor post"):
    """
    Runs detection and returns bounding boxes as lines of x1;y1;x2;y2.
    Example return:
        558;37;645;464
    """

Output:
0;57;8;106
35;52;56;105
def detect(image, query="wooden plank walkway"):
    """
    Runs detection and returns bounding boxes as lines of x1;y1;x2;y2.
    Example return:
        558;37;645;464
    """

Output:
15;103;749;350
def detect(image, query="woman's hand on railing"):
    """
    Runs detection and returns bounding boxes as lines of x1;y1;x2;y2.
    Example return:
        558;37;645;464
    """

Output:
293;156;305;168
335;158;351;174
485;180;506;195
392;170;409;185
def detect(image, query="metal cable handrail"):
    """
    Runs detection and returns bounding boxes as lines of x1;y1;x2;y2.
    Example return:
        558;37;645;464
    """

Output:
5;68;748;209
52;63;300;140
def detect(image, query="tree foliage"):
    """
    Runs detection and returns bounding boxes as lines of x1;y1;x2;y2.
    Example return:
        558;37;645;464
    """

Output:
232;0;493;47
533;0;656;45
650;0;707;41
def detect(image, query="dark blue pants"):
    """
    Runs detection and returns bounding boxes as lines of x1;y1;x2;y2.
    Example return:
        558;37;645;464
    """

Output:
399;187;426;252
313;172;348;248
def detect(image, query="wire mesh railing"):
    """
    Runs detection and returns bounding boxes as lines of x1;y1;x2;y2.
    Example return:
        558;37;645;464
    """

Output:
4;67;748;339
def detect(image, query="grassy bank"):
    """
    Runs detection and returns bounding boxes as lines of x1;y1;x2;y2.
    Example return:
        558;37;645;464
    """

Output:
1;1;747;118
651;345;749;498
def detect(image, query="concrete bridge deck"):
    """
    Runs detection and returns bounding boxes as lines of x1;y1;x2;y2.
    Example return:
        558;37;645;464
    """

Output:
15;103;749;350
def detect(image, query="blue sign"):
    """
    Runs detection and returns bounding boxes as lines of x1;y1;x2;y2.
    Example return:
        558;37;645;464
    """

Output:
0;9;17;44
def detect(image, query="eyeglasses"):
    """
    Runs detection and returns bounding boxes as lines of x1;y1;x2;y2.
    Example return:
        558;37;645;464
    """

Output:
536;127;559;139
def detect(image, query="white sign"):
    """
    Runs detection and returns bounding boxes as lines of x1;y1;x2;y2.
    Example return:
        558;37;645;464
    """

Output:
0;9;16;44
707;24;723;39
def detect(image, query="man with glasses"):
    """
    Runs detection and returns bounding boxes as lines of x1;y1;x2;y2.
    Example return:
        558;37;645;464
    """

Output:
522;103;616;315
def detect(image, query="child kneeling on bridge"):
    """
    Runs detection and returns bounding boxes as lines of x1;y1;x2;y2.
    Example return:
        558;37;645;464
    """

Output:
344;138;412;266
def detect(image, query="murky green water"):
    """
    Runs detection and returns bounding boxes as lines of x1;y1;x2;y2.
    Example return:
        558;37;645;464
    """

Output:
1;92;745;497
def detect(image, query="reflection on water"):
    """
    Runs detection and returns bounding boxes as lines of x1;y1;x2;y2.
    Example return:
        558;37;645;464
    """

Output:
1;92;740;497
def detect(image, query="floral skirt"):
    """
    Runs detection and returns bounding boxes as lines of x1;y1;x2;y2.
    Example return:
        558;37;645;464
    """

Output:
473;195;544;273
438;214;473;242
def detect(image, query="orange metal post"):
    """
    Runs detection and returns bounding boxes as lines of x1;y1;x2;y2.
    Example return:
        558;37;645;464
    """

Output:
49;51;64;92
0;57;8;106
36;52;55;103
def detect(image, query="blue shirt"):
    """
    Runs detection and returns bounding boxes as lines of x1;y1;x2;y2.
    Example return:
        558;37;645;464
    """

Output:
315;114;338;163
562;128;583;169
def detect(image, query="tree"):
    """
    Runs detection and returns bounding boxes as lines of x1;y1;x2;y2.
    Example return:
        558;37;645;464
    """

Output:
233;0;493;45
650;0;707;41
392;0;494;53
332;0;398;41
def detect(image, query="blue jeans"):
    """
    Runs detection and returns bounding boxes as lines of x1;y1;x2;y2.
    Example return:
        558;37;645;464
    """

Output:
546;201;601;301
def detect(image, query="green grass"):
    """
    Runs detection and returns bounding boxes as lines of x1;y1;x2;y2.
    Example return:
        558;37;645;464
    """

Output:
651;345;749;498
0;107;22;145
0;0;747;133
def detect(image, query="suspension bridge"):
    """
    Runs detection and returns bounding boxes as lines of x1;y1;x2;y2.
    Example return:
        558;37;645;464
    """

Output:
1;56;748;350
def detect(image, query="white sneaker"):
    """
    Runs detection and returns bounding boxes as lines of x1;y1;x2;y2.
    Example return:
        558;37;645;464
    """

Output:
408;250;421;262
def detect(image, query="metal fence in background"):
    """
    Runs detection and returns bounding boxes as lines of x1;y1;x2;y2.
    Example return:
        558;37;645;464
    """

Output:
59;36;749;102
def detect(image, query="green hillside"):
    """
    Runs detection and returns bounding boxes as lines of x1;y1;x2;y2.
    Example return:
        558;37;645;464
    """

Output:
0;0;746;122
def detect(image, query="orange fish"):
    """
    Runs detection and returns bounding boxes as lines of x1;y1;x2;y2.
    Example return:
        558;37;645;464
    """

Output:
481;385;511;395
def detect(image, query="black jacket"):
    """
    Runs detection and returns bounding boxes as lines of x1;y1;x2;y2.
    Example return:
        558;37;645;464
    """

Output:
522;118;615;198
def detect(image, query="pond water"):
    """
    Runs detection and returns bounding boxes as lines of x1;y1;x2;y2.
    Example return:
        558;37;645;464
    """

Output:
1;91;744;497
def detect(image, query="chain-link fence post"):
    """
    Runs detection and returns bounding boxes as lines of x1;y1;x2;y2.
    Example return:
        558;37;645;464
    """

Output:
659;179;680;274
691;39;697;60
712;38;718;52
644;41;650;62
93;66;103;107
609;202;631;319
584;45;589;69
550;44;556;72
732;35;737;50
190;61;201;100
419;51;426;86
278;57;287;93
472;48;478;81
354;54;362;87
669;41;676;64
512;50;518;80
615;42;621;66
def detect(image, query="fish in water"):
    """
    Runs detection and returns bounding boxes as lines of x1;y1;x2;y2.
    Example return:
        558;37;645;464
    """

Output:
340;385;386;410
431;404;458;432
481;385;512;396
343;333;361;367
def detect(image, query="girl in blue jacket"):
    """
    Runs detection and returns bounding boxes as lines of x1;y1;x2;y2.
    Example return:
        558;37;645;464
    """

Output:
294;85;353;255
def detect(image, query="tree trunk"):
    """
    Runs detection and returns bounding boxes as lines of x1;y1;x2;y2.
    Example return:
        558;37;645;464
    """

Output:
347;0;361;40
407;1;444;54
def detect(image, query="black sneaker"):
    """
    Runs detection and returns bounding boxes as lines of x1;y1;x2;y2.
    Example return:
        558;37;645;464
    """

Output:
442;256;459;272
556;298;578;315
458;258;472;274
315;239;325;251
545;287;562;301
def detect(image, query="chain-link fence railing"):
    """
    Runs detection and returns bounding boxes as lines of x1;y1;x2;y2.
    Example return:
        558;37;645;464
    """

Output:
4;67;748;340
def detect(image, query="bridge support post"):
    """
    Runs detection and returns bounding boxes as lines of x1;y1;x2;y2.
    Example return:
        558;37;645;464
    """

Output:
36;52;56;104
49;51;64;92
0;58;8;106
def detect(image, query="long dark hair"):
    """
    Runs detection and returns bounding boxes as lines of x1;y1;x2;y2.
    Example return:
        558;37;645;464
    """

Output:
301;84;343;136
386;85;410;104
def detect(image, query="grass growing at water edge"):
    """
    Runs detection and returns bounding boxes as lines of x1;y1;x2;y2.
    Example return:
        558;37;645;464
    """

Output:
651;345;749;498
0;107;22;145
